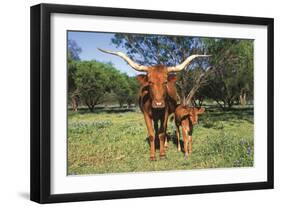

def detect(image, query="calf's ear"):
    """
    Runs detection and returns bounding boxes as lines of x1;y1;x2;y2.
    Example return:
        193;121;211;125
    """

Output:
197;107;205;114
136;75;148;85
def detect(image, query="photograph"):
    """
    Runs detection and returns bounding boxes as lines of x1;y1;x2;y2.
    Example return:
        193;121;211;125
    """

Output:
67;31;254;175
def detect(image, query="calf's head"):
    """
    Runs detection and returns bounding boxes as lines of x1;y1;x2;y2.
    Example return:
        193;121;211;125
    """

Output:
98;48;210;109
188;107;205;124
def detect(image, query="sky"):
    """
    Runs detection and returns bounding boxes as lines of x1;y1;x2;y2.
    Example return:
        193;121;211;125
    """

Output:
68;31;137;76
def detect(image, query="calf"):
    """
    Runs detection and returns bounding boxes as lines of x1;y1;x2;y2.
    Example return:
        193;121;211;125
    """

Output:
174;105;205;159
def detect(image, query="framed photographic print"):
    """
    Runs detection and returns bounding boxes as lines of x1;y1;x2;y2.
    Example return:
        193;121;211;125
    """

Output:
30;3;274;203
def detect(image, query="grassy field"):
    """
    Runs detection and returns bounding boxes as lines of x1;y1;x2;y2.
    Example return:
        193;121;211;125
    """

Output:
67;106;254;175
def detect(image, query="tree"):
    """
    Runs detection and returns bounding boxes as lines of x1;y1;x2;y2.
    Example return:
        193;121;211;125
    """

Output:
73;60;138;111
68;39;82;61
202;38;254;109
75;61;110;111
184;66;212;107
68;61;80;111
112;74;131;107
126;76;139;107
67;40;82;111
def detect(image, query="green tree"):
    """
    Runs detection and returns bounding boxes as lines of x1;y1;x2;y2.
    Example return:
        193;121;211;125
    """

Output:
112;74;131;107
203;39;254;109
67;60;80;111
178;67;209;107
75;61;110;111
68;39;82;61
99;63;139;108
126;76;139;107
67;39;82;111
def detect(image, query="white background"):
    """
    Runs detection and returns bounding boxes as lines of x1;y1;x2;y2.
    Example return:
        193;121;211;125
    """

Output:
0;0;279;206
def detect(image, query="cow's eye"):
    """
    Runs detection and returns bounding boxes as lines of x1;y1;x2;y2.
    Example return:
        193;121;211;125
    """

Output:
148;81;153;85
163;81;168;85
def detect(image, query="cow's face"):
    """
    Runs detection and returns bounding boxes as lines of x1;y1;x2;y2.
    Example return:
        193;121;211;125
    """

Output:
136;67;177;109
189;108;205;124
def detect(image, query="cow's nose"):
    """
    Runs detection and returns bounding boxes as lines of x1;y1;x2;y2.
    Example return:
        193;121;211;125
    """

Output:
152;101;165;108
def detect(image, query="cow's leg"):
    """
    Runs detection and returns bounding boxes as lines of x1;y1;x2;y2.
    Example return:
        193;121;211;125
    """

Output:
159;110;168;158
164;115;169;149
188;136;192;154
182;120;189;159
159;132;166;158
175;125;181;151
144;113;156;161
159;134;166;158
154;119;159;145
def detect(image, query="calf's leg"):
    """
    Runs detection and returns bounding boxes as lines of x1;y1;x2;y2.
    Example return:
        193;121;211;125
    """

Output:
182;127;188;159
188;136;192;154
164;137;169;149
163;123;168;149
175;125;181;151
181;120;190;159
188;124;193;154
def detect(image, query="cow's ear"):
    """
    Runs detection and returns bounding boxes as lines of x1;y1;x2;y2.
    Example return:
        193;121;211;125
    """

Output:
136;75;148;85
197;108;205;114
168;74;177;82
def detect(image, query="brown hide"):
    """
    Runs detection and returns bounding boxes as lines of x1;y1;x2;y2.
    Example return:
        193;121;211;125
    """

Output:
137;68;178;114
174;105;205;159
136;66;178;160
175;105;205;125
137;66;178;109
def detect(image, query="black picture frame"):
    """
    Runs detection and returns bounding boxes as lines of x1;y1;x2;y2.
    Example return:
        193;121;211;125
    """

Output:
30;3;274;204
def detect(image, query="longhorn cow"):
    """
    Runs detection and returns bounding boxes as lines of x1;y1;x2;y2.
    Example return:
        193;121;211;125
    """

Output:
99;48;210;160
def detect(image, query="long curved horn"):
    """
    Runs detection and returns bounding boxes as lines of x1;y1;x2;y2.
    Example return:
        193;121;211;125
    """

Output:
98;48;148;72
167;54;211;72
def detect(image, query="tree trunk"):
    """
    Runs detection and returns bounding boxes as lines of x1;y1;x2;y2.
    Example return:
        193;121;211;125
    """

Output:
71;95;79;111
85;99;94;112
119;101;123;108
185;73;206;106
215;100;225;110
191;99;197;107
243;93;247;105
181;89;186;106
239;92;247;105
227;98;234;109
88;103;95;112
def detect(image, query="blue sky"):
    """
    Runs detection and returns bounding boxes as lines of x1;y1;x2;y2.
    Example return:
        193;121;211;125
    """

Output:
68;31;137;76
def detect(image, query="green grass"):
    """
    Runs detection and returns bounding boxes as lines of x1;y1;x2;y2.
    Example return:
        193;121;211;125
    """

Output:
67;106;254;175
